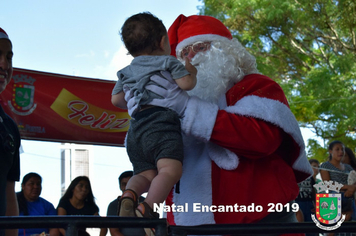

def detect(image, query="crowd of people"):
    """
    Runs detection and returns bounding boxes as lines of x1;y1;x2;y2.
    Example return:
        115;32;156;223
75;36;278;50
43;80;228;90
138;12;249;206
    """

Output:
10;145;356;236
293;141;356;236
12;171;145;236
1;11;356;236
9;151;356;236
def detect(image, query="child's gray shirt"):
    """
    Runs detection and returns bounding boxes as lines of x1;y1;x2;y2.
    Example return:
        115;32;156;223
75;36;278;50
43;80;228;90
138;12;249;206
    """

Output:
112;55;189;116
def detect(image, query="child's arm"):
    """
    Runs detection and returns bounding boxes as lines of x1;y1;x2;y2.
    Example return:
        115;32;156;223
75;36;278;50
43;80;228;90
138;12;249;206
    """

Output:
175;58;197;91
111;91;127;109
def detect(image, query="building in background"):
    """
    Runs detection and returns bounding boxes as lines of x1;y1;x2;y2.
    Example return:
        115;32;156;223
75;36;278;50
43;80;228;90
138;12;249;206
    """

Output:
60;143;93;195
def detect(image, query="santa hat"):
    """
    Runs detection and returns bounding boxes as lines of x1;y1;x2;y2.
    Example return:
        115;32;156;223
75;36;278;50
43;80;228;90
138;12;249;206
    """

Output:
168;14;232;57
0;28;11;44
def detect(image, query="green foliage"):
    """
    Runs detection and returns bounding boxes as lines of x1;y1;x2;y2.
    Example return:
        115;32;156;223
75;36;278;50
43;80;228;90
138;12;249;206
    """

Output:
307;139;328;163
199;0;356;159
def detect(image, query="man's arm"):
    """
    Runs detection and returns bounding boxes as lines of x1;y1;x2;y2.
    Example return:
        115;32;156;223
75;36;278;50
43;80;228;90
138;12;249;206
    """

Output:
5;181;18;236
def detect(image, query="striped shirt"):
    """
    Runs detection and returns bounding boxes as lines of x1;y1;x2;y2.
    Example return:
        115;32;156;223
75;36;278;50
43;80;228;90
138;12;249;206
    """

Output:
320;161;353;185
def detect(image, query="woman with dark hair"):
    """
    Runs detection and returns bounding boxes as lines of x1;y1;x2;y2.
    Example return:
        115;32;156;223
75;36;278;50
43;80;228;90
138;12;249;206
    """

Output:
343;147;356;170
320;140;356;222
17;172;59;236
57;176;105;236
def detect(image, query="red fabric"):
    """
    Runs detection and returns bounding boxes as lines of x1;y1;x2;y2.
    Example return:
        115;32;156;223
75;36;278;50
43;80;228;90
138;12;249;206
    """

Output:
165;73;309;231
212;74;309;181
209;74;301;223
168;14;232;57
165;193;176;226
211;73;291;157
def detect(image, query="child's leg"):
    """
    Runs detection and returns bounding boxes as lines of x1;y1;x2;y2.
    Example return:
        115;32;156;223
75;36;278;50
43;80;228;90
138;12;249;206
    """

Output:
125;169;158;198
118;169;157;217
144;158;182;208
135;159;182;236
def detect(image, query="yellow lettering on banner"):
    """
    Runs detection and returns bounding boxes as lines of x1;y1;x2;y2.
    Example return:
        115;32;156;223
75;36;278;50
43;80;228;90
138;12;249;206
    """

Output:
50;88;130;132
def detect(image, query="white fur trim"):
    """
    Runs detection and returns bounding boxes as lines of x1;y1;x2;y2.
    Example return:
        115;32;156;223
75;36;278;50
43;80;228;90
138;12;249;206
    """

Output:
207;142;239;170
176;34;229;55
172;94;313;227
224;95;313;176
206;94;239;170
173;136;215;226
182;96;219;142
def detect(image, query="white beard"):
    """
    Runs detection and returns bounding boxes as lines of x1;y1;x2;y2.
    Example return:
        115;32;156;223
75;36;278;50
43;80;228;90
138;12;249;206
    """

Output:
188;48;243;104
180;38;259;104
188;49;242;104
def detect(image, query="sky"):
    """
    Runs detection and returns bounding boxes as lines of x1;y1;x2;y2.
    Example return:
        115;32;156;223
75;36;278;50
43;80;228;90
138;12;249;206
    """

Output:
1;0;320;222
1;0;204;218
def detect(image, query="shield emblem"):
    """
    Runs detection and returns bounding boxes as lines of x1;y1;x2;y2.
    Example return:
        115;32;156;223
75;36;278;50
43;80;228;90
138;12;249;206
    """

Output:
15;86;33;108
12;84;35;111
9;83;37;116
315;193;342;225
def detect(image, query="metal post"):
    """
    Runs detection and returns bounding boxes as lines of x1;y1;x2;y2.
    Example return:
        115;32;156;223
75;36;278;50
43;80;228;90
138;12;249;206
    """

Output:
66;223;78;236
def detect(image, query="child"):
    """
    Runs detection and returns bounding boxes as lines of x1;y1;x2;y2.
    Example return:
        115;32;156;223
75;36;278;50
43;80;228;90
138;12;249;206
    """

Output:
111;12;197;235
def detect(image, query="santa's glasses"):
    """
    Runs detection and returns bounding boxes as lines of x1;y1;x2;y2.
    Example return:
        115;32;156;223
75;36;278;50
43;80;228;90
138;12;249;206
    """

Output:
178;41;211;59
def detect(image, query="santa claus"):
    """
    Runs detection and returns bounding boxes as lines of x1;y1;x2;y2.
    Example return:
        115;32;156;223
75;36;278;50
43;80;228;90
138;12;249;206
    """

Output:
136;14;313;232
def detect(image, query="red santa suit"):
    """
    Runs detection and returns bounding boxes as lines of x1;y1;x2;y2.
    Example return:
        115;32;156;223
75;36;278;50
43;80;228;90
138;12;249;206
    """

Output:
165;14;314;229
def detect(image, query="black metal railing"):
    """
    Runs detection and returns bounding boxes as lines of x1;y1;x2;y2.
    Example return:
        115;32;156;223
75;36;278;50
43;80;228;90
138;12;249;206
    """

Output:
1;216;356;236
0;216;166;236
170;222;356;235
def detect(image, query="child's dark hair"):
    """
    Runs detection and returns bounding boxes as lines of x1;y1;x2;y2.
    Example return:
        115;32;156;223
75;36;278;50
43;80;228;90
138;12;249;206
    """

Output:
120;12;167;56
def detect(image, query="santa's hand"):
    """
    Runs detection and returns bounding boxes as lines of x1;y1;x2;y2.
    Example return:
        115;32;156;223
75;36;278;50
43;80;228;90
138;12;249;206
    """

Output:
123;85;138;116
149;71;219;141
146;71;190;117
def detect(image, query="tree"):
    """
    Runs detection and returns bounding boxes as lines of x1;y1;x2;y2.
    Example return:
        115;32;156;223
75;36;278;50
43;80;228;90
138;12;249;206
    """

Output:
199;0;356;161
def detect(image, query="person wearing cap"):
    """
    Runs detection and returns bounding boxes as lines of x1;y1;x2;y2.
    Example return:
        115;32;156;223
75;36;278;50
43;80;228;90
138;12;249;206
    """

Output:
125;14;314;231
0;27;21;236
106;171;145;236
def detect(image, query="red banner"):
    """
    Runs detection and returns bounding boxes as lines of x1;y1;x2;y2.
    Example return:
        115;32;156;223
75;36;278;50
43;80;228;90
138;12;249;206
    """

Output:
0;68;129;146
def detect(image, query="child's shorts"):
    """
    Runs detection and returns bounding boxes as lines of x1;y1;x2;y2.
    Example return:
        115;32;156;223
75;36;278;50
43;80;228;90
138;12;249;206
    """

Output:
126;107;184;174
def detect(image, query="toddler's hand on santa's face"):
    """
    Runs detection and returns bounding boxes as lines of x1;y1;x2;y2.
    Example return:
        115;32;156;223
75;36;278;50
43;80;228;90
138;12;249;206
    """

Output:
184;58;197;78
146;71;190;117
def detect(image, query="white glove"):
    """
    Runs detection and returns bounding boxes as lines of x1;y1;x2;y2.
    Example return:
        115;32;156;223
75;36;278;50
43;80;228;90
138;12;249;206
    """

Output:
123;84;138;117
146;71;190;117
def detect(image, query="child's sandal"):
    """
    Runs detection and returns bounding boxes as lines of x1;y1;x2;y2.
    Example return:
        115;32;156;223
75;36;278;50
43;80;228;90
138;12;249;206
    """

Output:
135;202;159;236
117;189;138;217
